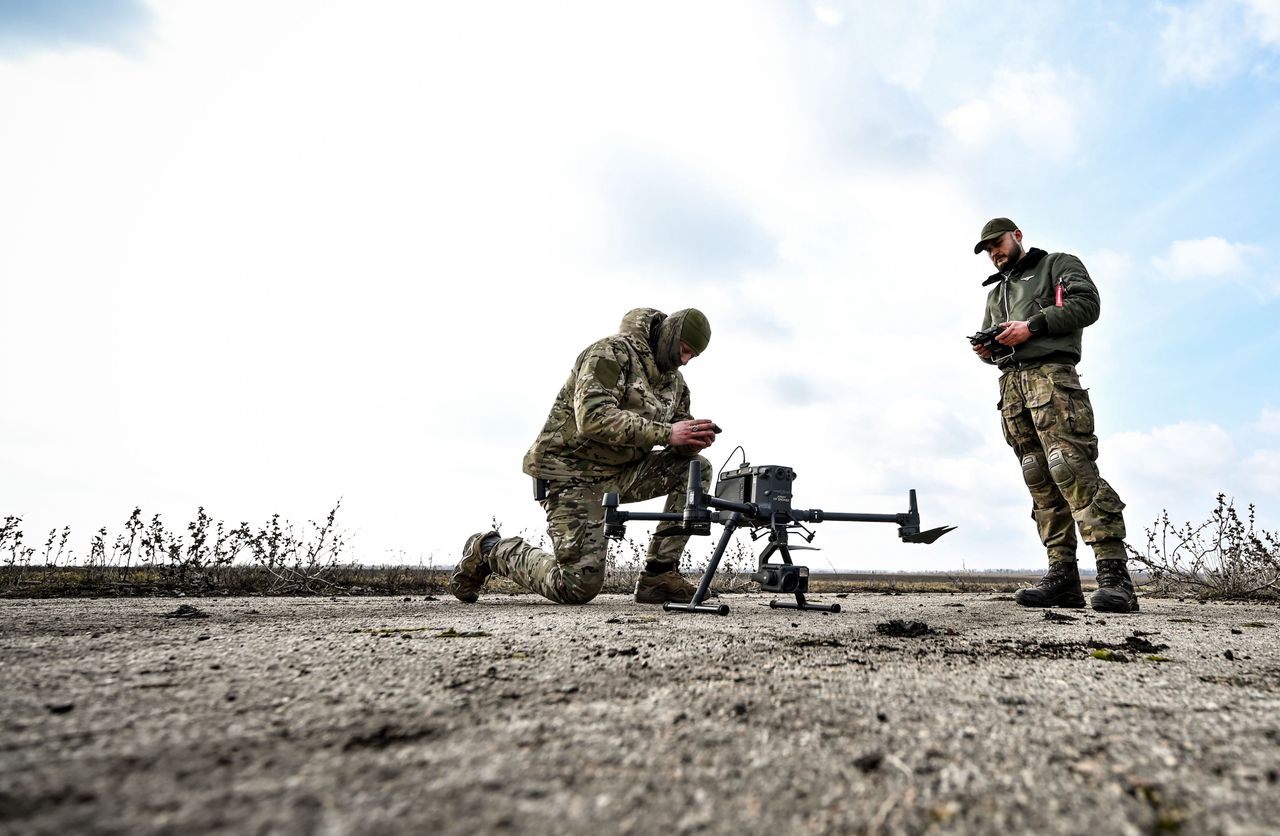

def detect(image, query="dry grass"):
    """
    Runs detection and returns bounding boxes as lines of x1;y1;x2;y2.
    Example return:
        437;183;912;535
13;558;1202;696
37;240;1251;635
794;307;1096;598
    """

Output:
0;564;452;598
2;503;1173;600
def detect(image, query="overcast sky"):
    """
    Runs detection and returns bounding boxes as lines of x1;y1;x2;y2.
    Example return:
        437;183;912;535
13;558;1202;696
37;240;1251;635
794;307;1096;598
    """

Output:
3;0;1280;572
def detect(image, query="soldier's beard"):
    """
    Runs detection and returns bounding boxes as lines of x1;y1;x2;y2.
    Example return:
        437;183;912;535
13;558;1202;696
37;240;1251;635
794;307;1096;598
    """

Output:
997;243;1025;272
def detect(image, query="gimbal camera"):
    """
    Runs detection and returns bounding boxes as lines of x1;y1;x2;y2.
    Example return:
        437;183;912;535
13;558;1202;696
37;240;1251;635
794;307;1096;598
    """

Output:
602;460;954;616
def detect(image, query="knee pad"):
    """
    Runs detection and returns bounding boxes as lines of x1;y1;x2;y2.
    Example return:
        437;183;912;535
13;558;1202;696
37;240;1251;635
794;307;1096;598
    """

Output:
1047;448;1077;487
1021;453;1049;489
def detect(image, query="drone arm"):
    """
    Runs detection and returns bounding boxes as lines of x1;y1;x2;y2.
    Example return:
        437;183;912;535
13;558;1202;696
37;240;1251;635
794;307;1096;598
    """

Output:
601;490;722;539
801;510;903;524
602;493;688;539
791;491;954;544
705;495;755;516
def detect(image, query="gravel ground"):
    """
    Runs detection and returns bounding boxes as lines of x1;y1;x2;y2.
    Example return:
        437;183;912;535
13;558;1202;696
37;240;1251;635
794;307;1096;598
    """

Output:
1;592;1278;835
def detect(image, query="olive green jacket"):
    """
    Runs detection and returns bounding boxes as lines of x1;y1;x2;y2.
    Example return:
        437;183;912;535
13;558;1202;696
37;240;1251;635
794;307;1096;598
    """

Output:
980;247;1100;370
523;308;696;481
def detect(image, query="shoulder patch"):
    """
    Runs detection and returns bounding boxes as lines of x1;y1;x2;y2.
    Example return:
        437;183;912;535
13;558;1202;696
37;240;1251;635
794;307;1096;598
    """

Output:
594;357;621;390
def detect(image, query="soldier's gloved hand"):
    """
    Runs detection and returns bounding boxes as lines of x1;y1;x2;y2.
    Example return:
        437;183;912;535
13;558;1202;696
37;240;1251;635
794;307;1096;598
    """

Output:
671;419;718;449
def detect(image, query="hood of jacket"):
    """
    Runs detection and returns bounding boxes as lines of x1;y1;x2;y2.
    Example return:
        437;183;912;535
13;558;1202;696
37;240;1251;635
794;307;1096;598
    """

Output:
617;307;667;379
618;307;667;344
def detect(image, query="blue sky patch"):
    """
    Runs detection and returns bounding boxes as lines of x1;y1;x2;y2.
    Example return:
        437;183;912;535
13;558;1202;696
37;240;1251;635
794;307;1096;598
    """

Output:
0;0;153;56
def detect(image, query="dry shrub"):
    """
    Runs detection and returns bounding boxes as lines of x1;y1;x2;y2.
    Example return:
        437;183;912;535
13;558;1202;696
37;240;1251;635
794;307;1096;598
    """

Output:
1128;495;1280;600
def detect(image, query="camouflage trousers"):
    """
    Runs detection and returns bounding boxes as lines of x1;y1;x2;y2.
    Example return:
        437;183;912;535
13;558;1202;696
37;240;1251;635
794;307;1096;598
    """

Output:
999;363;1127;563
489;450;711;604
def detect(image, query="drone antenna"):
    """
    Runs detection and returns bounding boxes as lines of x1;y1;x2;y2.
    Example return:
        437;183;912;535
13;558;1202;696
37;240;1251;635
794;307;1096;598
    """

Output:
717;445;747;481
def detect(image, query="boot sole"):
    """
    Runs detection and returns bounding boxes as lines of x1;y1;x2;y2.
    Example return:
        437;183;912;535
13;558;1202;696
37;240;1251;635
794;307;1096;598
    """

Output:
1091;600;1140;613
1014;593;1085;609
1014;601;1086;609
1091;590;1139;613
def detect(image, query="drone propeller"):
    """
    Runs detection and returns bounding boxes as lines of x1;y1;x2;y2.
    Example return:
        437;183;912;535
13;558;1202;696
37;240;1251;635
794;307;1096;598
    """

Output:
901;525;956;545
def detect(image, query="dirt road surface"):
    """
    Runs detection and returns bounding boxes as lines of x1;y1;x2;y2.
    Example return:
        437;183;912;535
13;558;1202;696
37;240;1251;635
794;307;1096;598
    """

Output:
2;593;1278;835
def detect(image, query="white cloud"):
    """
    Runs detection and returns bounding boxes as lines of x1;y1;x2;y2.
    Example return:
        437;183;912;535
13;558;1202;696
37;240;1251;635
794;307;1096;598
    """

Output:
1160;0;1247;84
1151;236;1263;281
1110;422;1236;486
942;99;991;145
1160;0;1280;84
1256;408;1280;434
1106;415;1280;546
1084;249;1135;287
1244;0;1280;46
942;65;1088;159
1244;449;1280;496
813;5;843;26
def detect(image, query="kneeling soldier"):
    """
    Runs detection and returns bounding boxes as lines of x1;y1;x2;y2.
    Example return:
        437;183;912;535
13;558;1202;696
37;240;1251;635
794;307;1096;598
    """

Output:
452;307;718;606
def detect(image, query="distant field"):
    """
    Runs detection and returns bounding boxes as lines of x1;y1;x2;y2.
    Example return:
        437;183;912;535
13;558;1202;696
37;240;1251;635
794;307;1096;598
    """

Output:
809;571;1034;593
0;565;1128;598
818;570;1044;582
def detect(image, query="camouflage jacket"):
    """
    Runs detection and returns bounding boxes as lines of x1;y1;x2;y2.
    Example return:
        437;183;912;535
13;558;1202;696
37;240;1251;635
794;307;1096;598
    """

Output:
523;308;696;481
980;247;1100;371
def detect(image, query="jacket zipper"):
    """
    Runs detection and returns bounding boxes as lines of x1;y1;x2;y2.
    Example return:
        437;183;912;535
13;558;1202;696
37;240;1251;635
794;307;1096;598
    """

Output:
1002;272;1016;362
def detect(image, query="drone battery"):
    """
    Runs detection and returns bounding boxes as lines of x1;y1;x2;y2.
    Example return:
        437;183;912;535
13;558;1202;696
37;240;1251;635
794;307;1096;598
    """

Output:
714;468;751;504
715;465;796;515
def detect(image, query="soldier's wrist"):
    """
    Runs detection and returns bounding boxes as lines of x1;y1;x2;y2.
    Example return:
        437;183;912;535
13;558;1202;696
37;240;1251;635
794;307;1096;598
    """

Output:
1028;314;1048;336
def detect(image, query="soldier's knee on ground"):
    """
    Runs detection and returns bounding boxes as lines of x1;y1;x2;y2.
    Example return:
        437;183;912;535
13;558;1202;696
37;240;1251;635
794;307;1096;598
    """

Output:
553;587;602;605
547;564;605;605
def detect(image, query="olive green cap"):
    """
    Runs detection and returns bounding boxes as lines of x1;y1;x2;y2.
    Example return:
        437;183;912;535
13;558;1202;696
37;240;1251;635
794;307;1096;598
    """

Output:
676;308;711;354
973;217;1019;254
653;308;712;373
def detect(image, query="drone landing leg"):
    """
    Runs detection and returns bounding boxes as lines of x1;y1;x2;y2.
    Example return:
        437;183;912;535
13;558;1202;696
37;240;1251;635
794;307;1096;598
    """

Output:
768;592;841;613
663;512;739;616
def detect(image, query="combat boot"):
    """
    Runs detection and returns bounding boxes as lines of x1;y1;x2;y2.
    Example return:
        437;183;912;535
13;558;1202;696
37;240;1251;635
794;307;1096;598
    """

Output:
1014;560;1085;608
450;531;499;603
1091;558;1140;613
634;568;709;605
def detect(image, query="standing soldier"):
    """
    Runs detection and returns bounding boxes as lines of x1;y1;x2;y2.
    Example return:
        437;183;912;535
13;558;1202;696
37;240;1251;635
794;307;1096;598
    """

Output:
452;307;718;606
971;218;1138;612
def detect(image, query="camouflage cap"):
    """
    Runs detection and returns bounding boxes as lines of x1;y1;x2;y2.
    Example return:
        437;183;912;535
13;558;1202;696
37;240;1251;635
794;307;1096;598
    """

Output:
973;217;1019;254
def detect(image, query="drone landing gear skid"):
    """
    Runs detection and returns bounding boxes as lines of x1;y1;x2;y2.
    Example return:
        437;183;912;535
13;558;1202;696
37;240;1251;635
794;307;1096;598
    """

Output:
661;512;840;615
